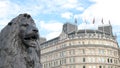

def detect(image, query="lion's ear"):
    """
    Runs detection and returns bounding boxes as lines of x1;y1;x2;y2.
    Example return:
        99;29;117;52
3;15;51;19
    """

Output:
27;15;31;19
24;14;27;17
8;22;13;26
23;14;31;19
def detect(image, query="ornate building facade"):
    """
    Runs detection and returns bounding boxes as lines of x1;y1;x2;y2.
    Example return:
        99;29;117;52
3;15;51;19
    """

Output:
40;23;120;68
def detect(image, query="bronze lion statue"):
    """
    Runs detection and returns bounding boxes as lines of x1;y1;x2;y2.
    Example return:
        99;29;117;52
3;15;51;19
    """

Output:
0;13;42;68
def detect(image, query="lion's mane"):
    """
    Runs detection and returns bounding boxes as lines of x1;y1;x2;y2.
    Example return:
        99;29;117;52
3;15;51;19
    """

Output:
0;14;41;68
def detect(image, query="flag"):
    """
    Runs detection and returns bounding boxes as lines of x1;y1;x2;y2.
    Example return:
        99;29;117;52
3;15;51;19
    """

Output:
101;18;104;24
75;18;77;24
109;20;111;25
93;18;95;24
85;19;87;24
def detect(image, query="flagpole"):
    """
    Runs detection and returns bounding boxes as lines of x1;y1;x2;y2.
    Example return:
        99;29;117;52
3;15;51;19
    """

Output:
84;19;87;35
101;18;105;36
75;18;78;36
109;20;112;36
92;18;96;35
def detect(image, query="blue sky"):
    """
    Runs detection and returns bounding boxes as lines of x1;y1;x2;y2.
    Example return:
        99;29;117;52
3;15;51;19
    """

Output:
0;0;120;46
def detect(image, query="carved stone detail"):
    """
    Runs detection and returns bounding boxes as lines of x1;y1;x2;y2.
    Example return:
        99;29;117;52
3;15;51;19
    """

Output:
0;13;42;68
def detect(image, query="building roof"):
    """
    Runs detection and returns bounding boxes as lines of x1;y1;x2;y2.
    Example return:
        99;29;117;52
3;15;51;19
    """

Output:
40;23;115;46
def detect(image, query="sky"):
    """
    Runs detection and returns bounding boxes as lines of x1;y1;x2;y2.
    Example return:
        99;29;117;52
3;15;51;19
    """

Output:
0;0;120;46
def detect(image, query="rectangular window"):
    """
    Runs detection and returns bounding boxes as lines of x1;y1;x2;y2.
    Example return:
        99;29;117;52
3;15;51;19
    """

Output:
93;66;96;68
110;59;112;63
99;66;102;68
89;66;92;68
69;57;75;63
108;58;109;63
62;58;66;64
60;60;62;65
83;58;85;62
69;49;75;55
92;57;95;62
83;49;85;54
99;49;105;54
83;66;85;68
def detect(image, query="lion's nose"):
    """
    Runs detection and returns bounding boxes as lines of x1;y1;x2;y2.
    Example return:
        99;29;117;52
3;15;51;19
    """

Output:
33;29;38;33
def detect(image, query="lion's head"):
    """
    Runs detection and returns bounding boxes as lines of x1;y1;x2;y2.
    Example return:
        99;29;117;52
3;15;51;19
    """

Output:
0;13;39;48
18;14;39;48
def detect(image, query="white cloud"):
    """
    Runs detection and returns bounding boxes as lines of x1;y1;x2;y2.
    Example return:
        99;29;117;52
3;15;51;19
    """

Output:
81;0;120;25
46;31;61;40
78;23;97;30
0;0;20;31
39;21;63;32
0;0;44;31
39;21;63;40
0;0;20;18
0;0;9;18
37;0;83;14
76;7;84;11
74;0;120;36
61;0;78;9
0;0;21;30
61;12;73;19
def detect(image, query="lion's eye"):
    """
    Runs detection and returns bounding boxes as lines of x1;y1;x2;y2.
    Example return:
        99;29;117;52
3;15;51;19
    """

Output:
21;24;28;27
